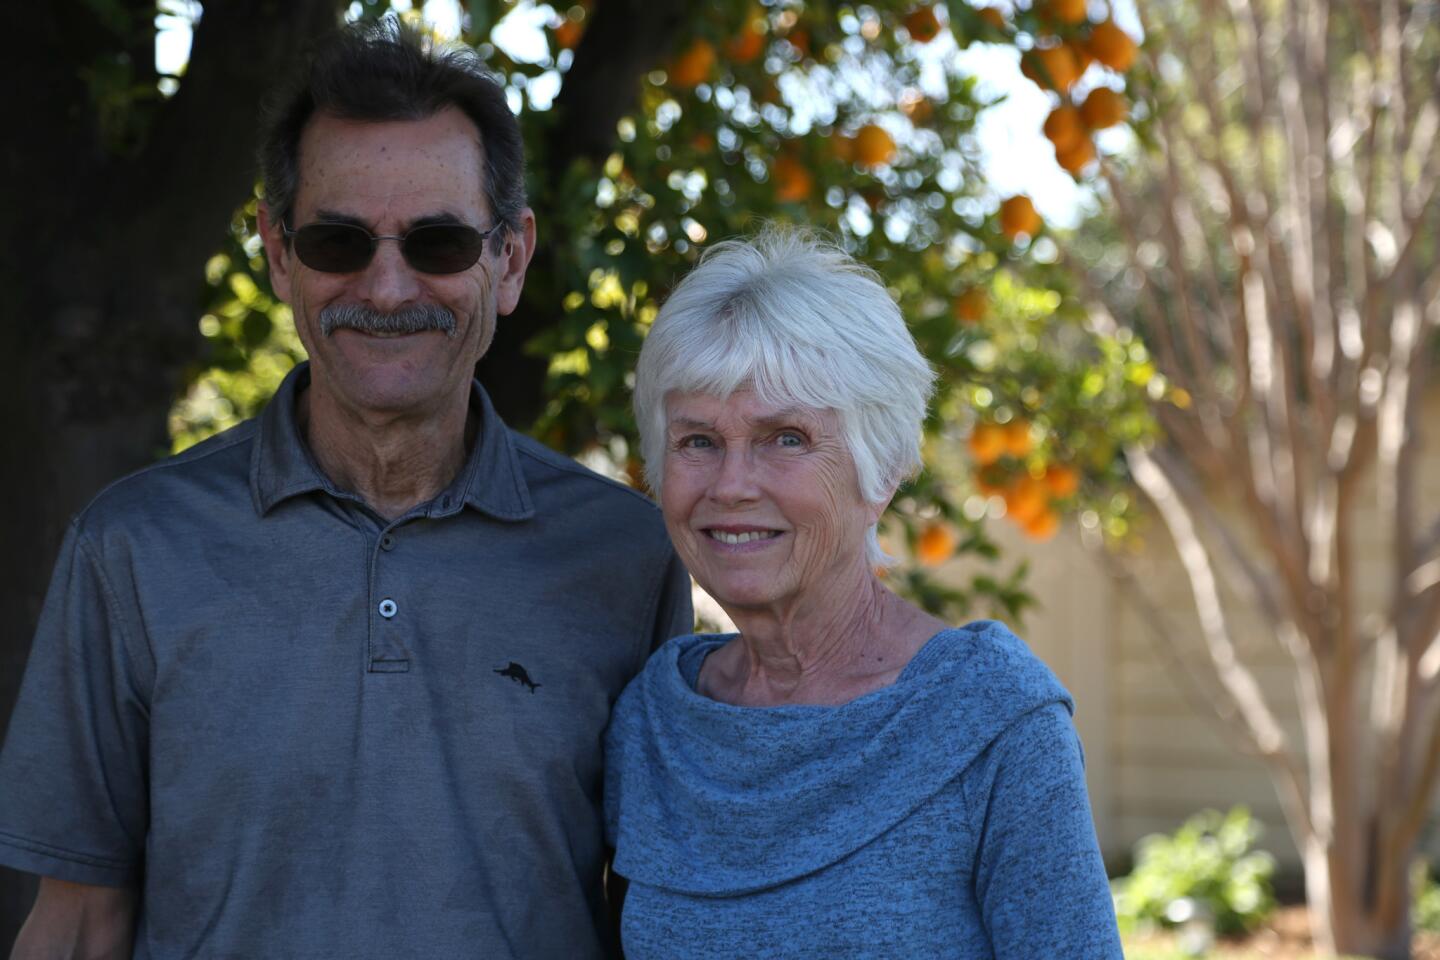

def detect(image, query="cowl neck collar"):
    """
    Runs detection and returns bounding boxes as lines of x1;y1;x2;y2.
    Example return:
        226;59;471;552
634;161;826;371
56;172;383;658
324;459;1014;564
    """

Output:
606;620;1073;896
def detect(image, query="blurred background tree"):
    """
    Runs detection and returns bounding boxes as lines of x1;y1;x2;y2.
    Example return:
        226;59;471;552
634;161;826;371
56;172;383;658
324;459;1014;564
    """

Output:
1054;1;1440;956
2;0;1160;943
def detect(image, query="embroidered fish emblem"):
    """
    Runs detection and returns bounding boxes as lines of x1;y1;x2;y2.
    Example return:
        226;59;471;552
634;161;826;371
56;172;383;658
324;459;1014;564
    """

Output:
494;661;541;693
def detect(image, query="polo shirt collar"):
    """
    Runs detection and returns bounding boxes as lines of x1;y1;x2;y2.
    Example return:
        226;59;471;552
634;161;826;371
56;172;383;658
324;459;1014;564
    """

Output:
250;361;535;522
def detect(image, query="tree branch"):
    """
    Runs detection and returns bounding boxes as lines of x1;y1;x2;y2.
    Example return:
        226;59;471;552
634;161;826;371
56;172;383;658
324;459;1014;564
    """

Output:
549;0;694;164
106;0;343;325
1126;443;1303;771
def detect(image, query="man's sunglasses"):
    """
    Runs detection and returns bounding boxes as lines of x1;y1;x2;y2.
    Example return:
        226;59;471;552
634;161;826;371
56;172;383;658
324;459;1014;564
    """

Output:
282;220;501;275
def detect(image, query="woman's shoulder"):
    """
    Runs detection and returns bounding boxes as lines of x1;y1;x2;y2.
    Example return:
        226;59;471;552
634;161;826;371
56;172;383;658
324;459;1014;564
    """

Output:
610;632;731;734
635;632;732;689
906;619;1072;714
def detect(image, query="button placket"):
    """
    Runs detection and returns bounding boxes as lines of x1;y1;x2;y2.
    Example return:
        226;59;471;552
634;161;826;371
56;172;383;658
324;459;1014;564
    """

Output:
369;524;410;672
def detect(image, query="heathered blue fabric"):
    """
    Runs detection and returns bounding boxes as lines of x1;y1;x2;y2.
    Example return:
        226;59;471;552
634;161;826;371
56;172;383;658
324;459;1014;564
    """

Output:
604;620;1123;959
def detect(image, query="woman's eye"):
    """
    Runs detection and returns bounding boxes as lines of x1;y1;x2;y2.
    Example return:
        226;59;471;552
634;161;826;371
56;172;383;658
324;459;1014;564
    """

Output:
776;432;805;448
679;435;714;449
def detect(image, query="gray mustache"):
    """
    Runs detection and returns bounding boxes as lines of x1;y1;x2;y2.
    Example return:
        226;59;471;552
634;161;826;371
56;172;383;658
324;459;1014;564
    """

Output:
319;303;458;338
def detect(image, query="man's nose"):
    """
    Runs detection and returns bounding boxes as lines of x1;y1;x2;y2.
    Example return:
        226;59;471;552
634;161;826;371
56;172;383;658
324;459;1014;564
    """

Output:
356;236;422;311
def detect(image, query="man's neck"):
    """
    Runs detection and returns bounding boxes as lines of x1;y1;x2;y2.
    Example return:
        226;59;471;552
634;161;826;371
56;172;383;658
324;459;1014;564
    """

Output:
299;384;473;521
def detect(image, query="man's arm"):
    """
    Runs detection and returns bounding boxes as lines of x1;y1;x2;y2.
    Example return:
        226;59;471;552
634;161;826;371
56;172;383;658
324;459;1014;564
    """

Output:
11;879;137;960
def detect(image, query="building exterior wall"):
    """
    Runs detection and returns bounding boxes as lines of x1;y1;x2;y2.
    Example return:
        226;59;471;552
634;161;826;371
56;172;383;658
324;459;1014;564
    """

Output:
938;387;1440;874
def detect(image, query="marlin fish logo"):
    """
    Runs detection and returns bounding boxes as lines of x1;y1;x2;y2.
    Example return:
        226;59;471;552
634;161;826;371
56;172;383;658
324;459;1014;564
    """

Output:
494;661;541;693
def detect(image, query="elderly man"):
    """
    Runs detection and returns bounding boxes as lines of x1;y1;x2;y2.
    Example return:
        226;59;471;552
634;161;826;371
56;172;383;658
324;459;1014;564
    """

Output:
0;19;689;958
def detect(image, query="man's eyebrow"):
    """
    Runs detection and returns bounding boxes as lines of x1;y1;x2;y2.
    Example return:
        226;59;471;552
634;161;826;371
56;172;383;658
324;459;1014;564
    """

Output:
310;210;470;230
409;212;468;228
312;210;368;227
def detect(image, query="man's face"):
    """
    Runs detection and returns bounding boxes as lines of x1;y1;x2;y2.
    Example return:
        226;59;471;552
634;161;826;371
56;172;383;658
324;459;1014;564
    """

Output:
260;107;534;419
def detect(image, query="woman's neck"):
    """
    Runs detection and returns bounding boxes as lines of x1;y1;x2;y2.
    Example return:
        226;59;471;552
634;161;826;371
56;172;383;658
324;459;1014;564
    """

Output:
704;569;947;707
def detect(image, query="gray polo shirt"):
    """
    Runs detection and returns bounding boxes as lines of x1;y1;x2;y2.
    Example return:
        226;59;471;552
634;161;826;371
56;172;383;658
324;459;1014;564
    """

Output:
0;363;691;958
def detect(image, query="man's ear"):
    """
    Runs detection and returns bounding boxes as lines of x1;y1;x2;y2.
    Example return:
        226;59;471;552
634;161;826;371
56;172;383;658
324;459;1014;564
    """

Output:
494;207;536;316
257;204;295;305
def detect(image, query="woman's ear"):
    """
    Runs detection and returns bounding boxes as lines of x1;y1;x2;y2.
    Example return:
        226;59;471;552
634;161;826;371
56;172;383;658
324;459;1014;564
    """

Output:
867;481;901;526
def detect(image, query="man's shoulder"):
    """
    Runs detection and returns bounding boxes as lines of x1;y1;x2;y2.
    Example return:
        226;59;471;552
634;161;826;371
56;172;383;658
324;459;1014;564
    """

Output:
74;420;259;539
508;430;664;520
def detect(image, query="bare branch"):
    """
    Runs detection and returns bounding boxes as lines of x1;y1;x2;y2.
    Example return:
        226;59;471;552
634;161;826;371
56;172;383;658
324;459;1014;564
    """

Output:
1093;544;1315;843
1126;443;1301;762
1099;164;1187;386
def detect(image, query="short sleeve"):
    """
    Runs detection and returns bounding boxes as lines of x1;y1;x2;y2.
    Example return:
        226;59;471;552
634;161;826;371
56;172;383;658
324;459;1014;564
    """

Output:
964;702;1123;959
0;521;151;886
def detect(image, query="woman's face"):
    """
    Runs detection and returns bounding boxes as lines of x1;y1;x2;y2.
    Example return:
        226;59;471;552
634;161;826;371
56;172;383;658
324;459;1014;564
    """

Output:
660;388;883;616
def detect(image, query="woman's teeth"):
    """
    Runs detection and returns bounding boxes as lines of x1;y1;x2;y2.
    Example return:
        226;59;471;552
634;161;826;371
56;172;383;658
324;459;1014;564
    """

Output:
709;530;779;544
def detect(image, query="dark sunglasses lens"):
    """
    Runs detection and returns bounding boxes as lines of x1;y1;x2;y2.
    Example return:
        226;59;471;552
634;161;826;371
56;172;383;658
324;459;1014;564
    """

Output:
402;224;487;274
294;223;374;273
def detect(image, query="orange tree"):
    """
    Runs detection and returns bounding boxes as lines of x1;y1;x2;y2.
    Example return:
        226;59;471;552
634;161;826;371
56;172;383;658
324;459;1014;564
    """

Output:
179;0;1158;628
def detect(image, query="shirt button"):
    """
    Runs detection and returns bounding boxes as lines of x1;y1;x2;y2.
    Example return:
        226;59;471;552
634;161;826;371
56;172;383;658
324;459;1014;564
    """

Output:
380;534;396;551
378;599;398;619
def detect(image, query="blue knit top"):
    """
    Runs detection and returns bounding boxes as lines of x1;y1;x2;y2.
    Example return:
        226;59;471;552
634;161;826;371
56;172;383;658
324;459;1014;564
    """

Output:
603;620;1123;959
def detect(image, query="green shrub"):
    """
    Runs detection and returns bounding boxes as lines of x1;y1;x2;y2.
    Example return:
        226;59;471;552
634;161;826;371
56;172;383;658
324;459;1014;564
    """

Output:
1112;807;1277;937
1414;862;1440;933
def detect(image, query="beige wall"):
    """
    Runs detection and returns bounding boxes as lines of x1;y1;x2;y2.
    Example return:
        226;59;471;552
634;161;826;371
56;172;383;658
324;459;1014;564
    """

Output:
937;387;1440;873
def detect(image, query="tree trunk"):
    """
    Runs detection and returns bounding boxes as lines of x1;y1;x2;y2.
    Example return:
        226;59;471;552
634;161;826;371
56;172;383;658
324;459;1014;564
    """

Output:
1306;832;1413;960
0;0;342;945
478;0;694;428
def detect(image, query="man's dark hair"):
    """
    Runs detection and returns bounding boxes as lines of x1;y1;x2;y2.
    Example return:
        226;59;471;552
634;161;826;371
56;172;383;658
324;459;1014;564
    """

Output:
259;17;525;247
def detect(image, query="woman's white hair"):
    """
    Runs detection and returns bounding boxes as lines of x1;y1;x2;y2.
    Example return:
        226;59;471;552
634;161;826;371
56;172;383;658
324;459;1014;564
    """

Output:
634;225;937;566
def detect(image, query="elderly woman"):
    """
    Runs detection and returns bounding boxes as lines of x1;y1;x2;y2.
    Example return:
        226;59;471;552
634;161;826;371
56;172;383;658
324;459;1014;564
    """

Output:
604;228;1121;958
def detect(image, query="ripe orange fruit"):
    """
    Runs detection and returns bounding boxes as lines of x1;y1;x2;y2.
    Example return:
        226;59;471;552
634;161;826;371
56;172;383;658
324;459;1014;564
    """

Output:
772;154;814;202
1040;0;1087;24
968;423;1007;466
1069;39;1095;74
953;287;988;324
1022;507;1061;540
999;195;1042;240
1026;43;1082;91
725;19;766;62
1043;104;1086;153
853;124;897;167
669;39;717;87
904;6;942;43
1079;86;1128;128
1044;464;1080;497
552;18;584;49
1088;20;1138;71
977;6;1007;30
899;90;933;123
916;522;958;566
1055;135;1096;174
1003;476;1049;523
1001;419;1032;457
